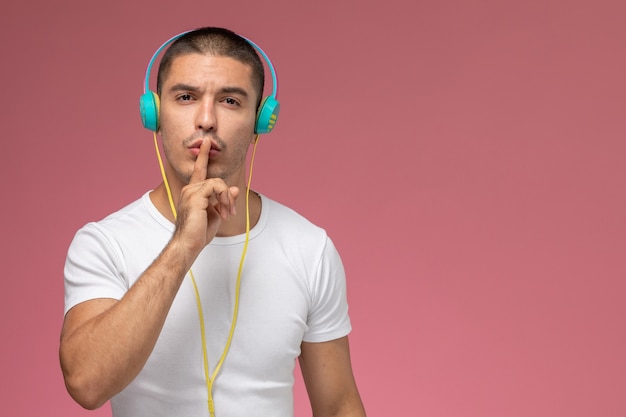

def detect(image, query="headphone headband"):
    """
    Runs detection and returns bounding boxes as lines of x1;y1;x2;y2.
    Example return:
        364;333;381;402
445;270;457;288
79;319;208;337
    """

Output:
139;29;280;134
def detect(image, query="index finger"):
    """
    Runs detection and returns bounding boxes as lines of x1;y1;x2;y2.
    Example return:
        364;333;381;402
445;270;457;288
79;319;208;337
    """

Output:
189;138;211;184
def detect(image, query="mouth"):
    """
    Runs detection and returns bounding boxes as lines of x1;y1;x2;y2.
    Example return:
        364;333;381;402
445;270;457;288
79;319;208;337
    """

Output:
208;143;220;158
188;138;221;158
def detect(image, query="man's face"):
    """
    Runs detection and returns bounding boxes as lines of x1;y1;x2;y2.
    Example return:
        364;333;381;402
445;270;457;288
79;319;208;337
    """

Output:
158;53;258;186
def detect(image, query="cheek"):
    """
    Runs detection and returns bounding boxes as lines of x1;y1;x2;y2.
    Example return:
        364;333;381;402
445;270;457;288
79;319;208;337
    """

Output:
159;107;185;133
227;115;256;144
158;108;191;149
158;126;184;166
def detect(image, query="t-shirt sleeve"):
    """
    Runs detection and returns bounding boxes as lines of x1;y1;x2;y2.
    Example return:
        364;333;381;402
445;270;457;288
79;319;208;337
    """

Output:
64;222;129;315
302;237;352;343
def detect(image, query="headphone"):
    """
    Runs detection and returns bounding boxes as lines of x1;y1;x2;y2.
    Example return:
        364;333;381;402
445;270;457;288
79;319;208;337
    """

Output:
139;30;280;134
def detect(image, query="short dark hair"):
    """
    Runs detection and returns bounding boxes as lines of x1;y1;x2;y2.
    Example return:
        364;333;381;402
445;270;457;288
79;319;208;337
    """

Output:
156;27;265;108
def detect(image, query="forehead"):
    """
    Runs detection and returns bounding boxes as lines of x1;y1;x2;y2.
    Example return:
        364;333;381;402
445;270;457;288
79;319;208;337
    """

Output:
163;53;255;92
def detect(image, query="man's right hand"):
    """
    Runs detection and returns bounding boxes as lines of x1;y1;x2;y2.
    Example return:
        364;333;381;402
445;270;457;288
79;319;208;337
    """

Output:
171;137;239;262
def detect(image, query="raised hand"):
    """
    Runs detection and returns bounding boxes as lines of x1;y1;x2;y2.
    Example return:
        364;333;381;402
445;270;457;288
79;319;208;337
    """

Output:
172;137;240;258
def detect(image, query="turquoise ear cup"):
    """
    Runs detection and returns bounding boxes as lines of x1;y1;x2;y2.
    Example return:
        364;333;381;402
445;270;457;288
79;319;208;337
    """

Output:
140;91;160;131
255;96;280;134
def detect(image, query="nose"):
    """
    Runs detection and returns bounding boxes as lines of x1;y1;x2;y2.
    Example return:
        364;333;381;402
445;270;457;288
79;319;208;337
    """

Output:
195;98;217;132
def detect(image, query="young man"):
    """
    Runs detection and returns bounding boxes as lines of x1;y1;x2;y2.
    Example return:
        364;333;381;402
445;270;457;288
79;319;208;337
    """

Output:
60;27;366;417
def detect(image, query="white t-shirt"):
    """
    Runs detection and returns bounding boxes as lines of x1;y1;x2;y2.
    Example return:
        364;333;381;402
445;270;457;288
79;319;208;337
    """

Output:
64;192;352;417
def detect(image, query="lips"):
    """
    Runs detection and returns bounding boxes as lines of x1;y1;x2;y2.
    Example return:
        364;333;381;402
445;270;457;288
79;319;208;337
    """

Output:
188;141;202;157
187;138;221;158
208;144;220;158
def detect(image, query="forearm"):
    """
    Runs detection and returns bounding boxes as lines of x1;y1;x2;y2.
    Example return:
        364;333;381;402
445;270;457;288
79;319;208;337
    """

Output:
313;395;366;417
310;387;366;417
60;238;194;409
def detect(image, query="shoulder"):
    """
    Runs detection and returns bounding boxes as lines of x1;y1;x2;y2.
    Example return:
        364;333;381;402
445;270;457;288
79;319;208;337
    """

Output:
256;195;345;277
261;194;323;231
69;192;170;255
97;193;157;229
260;194;329;245
79;192;167;235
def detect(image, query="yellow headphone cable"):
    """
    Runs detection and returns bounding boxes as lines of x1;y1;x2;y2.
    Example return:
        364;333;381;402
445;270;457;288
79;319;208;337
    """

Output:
153;132;259;417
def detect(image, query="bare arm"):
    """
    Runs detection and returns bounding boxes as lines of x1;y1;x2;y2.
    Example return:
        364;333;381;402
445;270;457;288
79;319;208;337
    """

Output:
300;336;366;417
59;241;192;409
59;138;238;409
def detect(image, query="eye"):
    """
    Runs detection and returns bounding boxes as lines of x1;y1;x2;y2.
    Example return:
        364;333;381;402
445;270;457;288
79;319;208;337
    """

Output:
223;97;240;106
178;94;193;102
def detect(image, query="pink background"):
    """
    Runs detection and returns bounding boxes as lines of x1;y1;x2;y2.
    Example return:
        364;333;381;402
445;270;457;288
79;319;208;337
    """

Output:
2;1;625;416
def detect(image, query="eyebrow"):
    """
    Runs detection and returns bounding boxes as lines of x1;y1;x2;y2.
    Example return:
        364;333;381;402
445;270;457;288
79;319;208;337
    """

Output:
219;86;249;98
168;83;249;98
168;83;200;93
